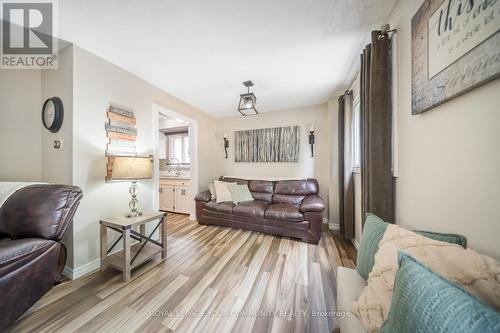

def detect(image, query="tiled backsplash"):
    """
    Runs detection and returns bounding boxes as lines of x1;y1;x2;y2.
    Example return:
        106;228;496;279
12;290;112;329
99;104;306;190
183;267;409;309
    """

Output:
159;159;190;172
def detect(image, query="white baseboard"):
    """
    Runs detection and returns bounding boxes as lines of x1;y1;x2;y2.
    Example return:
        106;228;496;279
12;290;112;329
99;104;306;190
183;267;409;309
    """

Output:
63;258;100;280
189;214;196;221
328;223;340;231
351;238;360;250
62;238;150;280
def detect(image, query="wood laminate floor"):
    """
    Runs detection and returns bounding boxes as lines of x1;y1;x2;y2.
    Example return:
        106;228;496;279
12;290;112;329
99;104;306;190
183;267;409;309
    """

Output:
9;213;357;333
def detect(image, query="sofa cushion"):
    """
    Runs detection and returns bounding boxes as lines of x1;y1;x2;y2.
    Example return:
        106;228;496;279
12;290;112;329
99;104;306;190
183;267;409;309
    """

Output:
265;203;303;221
380;253;500;333
274;179;319;195
233;200;268;218
248;180;274;193
248;180;274;203
205;201;235;214
337;267;368;333
272;194;305;207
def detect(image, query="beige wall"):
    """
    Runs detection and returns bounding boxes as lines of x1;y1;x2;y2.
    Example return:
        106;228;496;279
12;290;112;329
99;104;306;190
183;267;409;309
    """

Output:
41;46;74;185
0;70;42;181
215;104;331;220
41;46;75;267
71;46;218;269
387;0;500;259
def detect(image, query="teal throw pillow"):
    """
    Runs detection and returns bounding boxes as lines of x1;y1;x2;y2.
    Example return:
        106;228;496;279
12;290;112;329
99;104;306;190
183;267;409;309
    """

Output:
413;230;467;248
356;213;389;279
228;184;254;204
356;213;468;280
380;252;500;333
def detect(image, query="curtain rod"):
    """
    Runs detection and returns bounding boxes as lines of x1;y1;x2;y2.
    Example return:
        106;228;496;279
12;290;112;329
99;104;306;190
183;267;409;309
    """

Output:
378;25;397;40
380;24;397;34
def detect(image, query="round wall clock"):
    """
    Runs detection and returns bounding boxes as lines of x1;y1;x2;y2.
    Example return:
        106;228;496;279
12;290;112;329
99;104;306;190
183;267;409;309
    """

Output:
42;97;64;133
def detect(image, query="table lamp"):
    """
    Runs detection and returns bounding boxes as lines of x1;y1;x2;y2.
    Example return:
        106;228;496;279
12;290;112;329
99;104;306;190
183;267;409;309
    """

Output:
108;156;153;217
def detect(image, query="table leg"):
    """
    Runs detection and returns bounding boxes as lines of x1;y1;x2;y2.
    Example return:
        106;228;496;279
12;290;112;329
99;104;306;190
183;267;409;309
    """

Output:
123;228;131;282
161;215;167;259
100;224;108;271
140;224;146;243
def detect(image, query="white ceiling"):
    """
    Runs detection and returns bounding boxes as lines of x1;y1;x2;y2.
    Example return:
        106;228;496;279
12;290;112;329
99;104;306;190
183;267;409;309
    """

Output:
58;0;397;118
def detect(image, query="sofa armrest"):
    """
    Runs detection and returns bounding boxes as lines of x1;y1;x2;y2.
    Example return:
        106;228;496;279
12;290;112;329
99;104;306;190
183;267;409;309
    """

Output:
195;190;211;202
300;195;325;213
0;184;82;241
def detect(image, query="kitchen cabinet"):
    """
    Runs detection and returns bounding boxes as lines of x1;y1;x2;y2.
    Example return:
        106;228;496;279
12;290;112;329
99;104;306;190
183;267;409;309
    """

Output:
159;178;192;214
174;186;191;214
159;184;174;211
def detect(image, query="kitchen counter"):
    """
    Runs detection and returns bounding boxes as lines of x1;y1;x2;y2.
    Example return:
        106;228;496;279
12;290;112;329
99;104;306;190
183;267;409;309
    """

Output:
160;176;191;180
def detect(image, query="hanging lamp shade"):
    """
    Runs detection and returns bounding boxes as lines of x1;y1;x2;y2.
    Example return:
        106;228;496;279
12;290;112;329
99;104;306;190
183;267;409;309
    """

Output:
238;81;258;116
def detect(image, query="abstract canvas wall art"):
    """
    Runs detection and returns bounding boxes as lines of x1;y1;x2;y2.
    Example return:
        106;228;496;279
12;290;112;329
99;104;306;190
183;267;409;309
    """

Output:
235;126;300;162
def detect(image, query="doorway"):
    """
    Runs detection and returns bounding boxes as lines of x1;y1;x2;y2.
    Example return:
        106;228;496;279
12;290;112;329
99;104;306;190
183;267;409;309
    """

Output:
152;104;198;220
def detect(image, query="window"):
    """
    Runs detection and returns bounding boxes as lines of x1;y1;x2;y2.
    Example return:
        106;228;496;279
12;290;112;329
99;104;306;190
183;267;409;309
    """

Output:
167;132;190;164
351;75;361;172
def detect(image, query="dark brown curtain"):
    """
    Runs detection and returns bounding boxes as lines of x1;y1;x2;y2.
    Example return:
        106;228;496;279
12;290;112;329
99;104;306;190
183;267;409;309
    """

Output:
338;91;354;239
360;30;394;226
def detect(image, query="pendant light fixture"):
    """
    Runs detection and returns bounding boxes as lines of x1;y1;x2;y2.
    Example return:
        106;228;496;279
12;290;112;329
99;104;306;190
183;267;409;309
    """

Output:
238;80;258;116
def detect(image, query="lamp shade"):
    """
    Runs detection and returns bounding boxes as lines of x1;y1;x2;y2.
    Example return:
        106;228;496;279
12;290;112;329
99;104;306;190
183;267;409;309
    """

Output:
109;156;152;180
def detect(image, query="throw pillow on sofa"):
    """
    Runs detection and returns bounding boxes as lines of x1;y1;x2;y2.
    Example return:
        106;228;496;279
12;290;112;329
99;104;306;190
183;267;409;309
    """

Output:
228;184;254;204
214;180;236;203
356;213;467;280
208;182;217;201
353;224;500;333
356;214;390;280
381;252;500;333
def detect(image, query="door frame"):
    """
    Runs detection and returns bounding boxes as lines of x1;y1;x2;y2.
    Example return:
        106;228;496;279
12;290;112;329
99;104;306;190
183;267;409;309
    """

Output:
152;103;198;220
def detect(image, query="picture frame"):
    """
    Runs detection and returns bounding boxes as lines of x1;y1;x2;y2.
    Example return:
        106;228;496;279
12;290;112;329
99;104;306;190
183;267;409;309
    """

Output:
411;0;500;114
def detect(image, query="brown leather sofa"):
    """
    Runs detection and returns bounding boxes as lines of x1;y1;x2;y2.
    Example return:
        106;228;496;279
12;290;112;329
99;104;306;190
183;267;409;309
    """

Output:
195;177;325;244
0;184;83;331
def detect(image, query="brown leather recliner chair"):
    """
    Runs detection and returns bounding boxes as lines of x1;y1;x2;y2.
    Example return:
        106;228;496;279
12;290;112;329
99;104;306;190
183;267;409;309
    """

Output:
195;177;325;244
0;184;83;331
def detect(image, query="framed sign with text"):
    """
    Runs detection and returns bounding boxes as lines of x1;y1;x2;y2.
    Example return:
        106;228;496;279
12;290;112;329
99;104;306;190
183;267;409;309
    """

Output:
411;0;500;114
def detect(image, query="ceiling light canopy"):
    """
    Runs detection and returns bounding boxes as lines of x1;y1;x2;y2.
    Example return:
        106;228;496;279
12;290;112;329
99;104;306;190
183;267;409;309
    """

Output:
238;80;258;116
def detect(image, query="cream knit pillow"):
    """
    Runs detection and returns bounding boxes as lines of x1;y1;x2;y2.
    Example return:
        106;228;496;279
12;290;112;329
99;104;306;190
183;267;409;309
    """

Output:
352;224;500;333
213;180;236;203
208;182;217;201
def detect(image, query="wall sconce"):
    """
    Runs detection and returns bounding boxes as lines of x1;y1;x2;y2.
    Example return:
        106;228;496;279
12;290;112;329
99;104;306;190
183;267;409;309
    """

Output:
308;125;315;157
223;133;229;159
